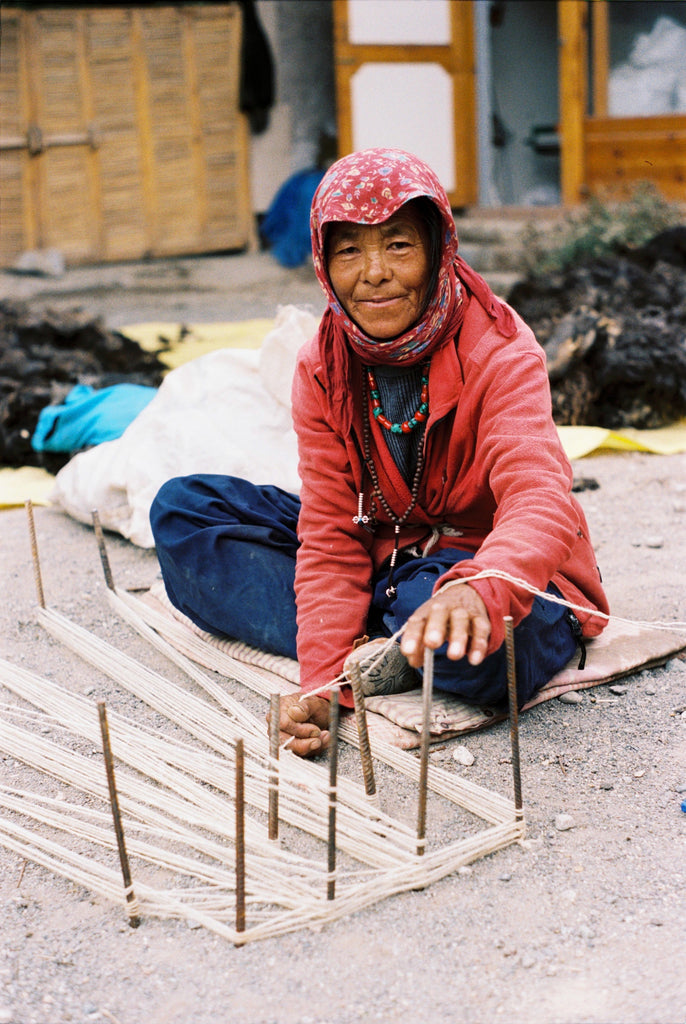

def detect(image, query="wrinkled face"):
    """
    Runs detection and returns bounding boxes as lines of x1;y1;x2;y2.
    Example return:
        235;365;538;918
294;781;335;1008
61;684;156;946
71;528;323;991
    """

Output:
326;205;432;340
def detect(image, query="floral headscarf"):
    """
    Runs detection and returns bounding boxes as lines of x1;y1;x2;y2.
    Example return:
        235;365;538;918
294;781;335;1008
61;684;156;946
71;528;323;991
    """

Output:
309;149;515;426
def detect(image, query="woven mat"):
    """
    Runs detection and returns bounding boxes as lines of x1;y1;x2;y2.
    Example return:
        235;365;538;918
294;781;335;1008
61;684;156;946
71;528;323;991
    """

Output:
137;583;685;751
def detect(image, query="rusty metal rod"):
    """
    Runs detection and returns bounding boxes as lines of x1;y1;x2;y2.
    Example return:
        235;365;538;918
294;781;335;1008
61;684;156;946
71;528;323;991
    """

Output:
416;646;434;856
504;616;524;820
327;690;339;900
268;693;280;841
347;662;378;803
97;702;140;928
25;500;45;608
235;738;246;941
92;509;115;590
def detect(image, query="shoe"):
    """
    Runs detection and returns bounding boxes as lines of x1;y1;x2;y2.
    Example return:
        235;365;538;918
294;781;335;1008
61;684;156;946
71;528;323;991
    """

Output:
344;637;419;697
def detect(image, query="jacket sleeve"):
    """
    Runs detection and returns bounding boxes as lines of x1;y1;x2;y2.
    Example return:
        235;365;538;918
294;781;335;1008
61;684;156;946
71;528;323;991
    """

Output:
291;348;373;697
434;317;608;655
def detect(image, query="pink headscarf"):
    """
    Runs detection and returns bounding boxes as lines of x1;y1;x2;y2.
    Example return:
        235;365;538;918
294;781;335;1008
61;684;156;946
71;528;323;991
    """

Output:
310;148;515;426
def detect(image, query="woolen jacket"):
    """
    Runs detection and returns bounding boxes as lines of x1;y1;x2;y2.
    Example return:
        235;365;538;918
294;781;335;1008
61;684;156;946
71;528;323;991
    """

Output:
291;295;609;694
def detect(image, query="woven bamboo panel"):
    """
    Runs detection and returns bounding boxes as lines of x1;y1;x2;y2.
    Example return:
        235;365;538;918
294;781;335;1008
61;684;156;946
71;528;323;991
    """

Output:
0;10;28;260
0;4;250;266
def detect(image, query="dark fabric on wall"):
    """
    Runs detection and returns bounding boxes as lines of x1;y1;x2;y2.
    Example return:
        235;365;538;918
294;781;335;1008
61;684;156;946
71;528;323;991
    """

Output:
238;0;275;134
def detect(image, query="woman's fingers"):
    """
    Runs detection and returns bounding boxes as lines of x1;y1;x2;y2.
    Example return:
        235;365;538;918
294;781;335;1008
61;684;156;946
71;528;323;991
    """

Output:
400;584;491;668
266;694;331;758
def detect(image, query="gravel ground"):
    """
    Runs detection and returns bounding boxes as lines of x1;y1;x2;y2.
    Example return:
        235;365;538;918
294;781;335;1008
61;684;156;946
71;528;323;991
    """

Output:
1;254;685;1024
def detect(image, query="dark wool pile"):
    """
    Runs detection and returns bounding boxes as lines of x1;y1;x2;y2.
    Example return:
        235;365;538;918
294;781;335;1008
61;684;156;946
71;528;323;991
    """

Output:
0;301;166;471
509;226;686;429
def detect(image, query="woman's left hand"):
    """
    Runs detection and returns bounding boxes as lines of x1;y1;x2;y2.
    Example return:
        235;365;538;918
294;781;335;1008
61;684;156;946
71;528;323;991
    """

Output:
399;583;491;669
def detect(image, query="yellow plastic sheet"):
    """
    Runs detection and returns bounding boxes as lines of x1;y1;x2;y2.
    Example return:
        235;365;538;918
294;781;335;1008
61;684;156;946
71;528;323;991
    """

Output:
122;319;275;370
0;467;55;509
557;420;686;459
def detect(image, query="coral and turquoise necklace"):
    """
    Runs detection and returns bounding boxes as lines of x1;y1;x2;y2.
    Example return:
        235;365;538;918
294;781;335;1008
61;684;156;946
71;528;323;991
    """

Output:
365;362;430;434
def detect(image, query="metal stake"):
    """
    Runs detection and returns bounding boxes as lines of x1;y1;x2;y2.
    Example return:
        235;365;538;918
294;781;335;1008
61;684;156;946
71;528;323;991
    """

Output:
92;509;115;590
235;738;246;942
347;661;378;804
416;646;434;856
503;616;524;820
25;500;45;608
268;693;280;842
97;702;140;928
327;690;339;900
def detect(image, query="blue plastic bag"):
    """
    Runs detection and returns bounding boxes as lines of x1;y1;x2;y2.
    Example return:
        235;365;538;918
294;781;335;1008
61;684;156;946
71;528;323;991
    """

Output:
31;383;156;453
261;168;325;268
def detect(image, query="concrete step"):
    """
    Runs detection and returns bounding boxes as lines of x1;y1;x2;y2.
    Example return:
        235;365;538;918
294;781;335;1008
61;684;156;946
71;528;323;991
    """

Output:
478;270;523;300
454;211;562;279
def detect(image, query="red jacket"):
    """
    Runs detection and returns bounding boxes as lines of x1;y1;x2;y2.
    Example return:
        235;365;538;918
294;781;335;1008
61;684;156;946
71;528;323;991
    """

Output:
292;296;609;696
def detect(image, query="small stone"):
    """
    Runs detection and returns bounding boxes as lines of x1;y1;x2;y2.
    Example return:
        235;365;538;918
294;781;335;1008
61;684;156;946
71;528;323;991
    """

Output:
520;954;536;969
609;684;628;696
644;685;657;695
554;813;575;831
83;686;95;696
452;744;475;766
558;690;583;704
649;918;664;927
599;781;614;791
520;837;543;852
498;872;512;882
645;536;664;549
458;865;472;876
633;769;646;778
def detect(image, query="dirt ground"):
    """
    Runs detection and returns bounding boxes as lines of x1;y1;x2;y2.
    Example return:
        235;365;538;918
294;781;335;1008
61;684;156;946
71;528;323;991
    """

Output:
1;253;685;1024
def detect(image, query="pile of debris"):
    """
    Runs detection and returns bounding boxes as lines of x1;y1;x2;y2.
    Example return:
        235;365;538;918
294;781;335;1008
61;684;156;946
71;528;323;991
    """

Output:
0;300;166;472
510;226;686;429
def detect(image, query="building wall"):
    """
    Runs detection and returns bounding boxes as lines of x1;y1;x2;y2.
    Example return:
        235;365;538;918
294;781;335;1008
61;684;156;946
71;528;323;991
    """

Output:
250;0;336;213
487;0;561;206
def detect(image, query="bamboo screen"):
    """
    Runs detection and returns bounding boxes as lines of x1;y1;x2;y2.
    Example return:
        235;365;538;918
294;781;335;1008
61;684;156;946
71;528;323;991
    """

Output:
0;5;252;266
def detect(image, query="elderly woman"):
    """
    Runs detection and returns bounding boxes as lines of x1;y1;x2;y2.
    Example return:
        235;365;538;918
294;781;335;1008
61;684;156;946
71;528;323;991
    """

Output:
150;148;609;757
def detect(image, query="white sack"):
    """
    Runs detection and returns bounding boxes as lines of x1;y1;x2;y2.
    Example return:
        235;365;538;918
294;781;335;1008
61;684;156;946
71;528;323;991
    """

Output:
609;16;686;116
50;305;319;548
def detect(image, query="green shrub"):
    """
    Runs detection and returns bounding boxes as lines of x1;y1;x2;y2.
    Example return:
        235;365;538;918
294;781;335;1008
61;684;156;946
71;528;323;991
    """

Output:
522;182;684;275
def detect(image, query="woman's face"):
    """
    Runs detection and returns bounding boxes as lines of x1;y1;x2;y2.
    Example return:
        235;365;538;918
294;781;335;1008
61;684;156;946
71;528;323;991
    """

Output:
326;205;432;340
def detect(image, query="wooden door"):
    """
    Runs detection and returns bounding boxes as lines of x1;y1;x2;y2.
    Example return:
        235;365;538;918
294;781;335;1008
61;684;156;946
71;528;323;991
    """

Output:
0;5;252;266
332;0;477;208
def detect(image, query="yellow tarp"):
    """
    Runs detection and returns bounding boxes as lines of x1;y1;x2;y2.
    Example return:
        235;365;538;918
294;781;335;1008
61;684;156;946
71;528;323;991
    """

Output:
123;319;275;370
0;466;55;509
557;420;686;459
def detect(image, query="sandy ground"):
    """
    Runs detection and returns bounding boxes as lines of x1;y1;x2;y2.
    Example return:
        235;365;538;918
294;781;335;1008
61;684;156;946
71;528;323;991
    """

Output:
1;253;685;1024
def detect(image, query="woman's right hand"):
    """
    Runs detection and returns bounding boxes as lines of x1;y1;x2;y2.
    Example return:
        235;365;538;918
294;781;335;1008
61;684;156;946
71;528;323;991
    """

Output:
267;692;331;757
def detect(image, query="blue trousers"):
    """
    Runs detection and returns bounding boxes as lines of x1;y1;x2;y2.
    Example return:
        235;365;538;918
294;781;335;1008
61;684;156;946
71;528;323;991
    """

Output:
150;475;577;707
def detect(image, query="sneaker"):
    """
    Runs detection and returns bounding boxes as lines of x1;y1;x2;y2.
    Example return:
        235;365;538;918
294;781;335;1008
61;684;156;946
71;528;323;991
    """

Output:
344;637;419;697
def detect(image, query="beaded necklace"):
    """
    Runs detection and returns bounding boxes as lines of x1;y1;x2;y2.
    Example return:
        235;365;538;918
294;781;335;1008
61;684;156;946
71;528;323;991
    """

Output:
354;364;429;597
365;363;429;433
